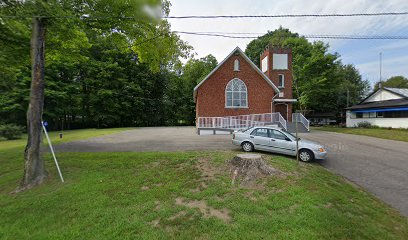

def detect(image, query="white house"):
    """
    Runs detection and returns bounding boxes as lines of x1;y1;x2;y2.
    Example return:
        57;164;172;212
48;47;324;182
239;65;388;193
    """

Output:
346;87;408;128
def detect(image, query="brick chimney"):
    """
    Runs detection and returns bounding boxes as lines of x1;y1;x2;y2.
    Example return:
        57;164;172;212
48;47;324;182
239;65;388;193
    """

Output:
259;45;293;99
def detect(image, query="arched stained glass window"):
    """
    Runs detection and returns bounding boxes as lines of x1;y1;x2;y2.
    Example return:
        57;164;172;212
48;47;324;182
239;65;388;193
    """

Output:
225;78;248;108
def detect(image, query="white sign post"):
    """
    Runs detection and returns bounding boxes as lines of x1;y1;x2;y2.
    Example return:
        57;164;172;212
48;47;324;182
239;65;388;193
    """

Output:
295;113;299;164
42;121;64;182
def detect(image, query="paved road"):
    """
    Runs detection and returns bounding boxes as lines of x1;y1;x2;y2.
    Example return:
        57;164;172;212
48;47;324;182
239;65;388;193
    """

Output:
299;130;408;217
55;127;408;217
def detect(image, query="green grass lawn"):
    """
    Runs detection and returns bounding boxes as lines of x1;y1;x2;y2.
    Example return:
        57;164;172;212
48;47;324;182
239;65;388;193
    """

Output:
0;127;133;149
313;126;408;142
0;129;407;239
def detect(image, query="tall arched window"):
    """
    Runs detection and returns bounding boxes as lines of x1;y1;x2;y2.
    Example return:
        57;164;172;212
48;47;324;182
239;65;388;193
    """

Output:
225;78;248;108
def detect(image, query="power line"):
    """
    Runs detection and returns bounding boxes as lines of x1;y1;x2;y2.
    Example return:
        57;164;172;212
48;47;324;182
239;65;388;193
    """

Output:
174;31;264;39
2;11;408;19
165;12;408;19
174;31;408;40
189;31;267;35
303;35;408;40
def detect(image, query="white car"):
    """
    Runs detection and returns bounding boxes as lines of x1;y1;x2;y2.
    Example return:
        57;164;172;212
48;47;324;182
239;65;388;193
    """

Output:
232;126;327;162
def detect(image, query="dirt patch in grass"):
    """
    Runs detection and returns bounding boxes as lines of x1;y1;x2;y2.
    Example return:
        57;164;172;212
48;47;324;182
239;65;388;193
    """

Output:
168;210;187;220
191;182;208;193
175;197;231;223
154;201;161;211
151;218;160;227
192;157;224;193
244;191;258;201
196;157;220;181
324;202;333;208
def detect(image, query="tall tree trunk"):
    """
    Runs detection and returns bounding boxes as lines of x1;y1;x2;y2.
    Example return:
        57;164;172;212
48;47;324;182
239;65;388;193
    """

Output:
21;17;48;189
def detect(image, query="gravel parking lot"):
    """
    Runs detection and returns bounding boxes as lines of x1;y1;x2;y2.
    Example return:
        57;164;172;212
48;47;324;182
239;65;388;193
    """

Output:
54;127;237;152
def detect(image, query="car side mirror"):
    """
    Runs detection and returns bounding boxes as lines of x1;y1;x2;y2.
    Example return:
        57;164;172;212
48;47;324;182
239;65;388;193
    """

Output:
285;137;291;141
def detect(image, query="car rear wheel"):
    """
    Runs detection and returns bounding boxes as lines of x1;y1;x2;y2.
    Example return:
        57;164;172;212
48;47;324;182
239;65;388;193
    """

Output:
241;142;254;152
298;149;314;162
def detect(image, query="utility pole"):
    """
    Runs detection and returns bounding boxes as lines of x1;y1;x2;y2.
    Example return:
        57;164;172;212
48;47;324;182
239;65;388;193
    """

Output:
21;17;48;189
379;52;383;85
346;88;350;108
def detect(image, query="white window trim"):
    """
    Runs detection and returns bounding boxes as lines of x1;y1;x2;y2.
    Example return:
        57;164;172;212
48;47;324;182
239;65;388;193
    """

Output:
225;106;249;109
225;78;248;108
278;74;285;88
261;57;268;73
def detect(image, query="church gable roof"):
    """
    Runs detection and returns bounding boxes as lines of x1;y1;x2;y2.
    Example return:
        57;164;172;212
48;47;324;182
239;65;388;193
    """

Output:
193;47;279;98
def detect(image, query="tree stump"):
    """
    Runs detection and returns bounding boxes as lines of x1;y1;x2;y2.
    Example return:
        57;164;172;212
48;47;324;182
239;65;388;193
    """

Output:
229;154;279;186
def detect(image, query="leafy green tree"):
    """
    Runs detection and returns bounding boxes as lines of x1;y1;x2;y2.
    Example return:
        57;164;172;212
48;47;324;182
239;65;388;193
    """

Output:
246;27;299;67
161;55;218;126
374;76;408;90
0;0;191;189
336;64;370;108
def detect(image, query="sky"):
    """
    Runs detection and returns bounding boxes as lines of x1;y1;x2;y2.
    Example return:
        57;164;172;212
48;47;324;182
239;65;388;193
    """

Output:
167;0;408;87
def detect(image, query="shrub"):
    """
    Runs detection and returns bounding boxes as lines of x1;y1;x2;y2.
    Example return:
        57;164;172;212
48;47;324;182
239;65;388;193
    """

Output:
0;124;24;140
339;123;347;128
357;121;372;128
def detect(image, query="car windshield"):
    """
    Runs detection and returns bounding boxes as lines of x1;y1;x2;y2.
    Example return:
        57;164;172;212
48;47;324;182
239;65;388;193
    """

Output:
280;129;297;141
242;126;255;133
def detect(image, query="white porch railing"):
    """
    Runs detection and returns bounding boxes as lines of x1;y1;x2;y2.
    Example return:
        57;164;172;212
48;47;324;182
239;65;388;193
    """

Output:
292;113;310;131
197;112;287;130
272;112;287;130
197;117;267;129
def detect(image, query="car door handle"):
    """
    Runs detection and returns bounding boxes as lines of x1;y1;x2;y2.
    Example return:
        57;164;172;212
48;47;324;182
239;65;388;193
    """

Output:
271;139;275;141
250;136;254;138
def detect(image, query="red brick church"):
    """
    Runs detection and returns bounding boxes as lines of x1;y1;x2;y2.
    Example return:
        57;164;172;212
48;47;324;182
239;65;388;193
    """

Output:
194;45;302;132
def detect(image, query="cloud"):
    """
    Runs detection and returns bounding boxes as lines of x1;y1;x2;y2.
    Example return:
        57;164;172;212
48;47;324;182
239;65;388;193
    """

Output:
168;0;408;83
374;41;408;52
356;55;408;84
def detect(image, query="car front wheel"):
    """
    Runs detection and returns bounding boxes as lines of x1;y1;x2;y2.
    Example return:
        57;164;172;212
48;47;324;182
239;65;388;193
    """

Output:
298;149;314;162
241;142;254;152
